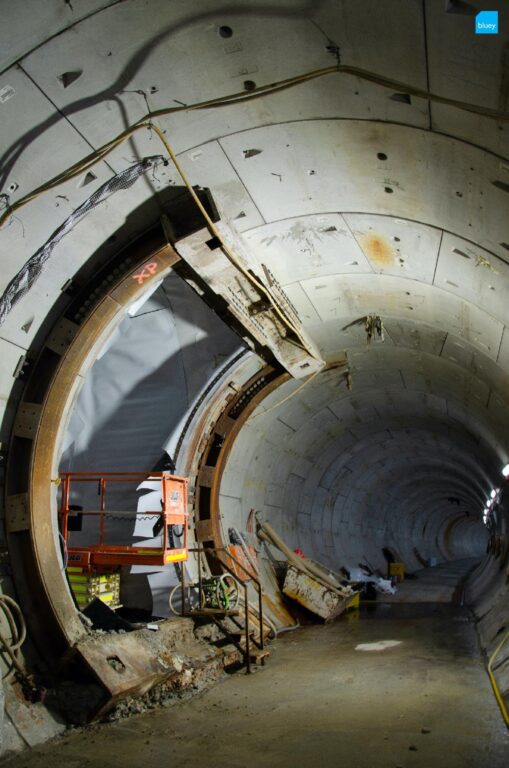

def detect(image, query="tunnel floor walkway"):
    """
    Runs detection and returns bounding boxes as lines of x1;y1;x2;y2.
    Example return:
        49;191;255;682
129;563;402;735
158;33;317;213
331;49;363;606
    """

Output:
5;563;509;768
381;558;480;604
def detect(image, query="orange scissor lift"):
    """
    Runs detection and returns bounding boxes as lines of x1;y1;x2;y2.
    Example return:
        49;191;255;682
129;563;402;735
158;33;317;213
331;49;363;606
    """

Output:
59;471;189;572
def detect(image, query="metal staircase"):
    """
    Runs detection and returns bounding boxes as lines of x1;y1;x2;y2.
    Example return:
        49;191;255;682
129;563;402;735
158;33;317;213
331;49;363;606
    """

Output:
178;547;270;673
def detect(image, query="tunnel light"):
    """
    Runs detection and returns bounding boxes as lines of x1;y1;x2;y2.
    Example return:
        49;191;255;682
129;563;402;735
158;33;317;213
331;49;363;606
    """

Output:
502;464;509;478
490;489;496;498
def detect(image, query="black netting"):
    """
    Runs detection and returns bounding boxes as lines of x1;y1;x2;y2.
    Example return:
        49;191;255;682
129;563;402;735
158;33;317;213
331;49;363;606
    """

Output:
0;155;164;327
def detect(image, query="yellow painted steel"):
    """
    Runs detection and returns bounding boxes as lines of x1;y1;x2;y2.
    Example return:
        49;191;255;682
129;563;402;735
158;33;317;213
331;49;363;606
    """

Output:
164;552;187;563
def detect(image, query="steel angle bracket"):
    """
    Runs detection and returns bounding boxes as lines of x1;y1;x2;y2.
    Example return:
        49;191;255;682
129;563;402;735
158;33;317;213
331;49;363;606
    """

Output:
174;225;325;379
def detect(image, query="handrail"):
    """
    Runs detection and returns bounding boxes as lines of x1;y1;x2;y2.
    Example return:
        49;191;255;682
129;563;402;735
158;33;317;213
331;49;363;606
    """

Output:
182;547;266;673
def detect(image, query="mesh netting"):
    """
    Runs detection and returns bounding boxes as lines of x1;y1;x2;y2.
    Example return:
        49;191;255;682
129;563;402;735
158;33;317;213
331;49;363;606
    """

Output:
0;155;164;327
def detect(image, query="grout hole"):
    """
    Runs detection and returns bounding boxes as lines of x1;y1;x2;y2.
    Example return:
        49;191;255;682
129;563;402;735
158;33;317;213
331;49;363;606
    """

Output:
390;92;412;104
384;186;394;194
219;25;233;38
452;247;471;259
243;80;256;91
79;171;97;187
377;152;388;161
445;1;478;15
58;70;82;88
492;180;509;193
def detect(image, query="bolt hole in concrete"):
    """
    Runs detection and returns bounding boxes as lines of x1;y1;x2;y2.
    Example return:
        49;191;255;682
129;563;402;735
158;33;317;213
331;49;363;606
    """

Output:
107;656;126;673
218;25;233;37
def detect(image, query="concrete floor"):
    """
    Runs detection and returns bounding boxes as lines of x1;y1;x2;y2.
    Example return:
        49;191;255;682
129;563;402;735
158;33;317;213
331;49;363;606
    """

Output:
383;558;479;603
4;567;509;767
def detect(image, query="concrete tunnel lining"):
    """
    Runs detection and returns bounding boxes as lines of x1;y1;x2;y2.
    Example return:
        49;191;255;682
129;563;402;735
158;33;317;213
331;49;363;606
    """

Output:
218;362;493;584
0;0;509;752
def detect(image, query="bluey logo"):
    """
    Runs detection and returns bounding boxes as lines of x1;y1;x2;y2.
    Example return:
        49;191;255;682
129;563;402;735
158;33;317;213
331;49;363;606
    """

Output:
475;10;498;34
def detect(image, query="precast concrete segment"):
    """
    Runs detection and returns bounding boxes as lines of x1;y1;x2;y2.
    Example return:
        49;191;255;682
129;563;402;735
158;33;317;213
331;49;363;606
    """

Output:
220;363;498;584
0;0;509;753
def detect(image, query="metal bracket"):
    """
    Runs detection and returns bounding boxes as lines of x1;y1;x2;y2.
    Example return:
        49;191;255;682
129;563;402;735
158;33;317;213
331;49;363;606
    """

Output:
195;519;215;541
12;403;42;440
6;494;29;533
45;317;79;355
197;466;215;488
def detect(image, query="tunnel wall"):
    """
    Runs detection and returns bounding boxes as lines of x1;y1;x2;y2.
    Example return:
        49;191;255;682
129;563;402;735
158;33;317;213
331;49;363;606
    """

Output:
0;0;509;752
466;492;509;716
219;361;494;587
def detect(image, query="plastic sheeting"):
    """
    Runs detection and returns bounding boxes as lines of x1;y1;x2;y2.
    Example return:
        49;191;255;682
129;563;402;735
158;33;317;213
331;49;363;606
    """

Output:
60;271;242;615
0;156;163;326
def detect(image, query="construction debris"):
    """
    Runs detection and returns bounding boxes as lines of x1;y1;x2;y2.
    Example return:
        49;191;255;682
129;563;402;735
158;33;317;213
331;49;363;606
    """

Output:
347;566;396;595
256;519;398;620
257;520;357;620
283;565;353;621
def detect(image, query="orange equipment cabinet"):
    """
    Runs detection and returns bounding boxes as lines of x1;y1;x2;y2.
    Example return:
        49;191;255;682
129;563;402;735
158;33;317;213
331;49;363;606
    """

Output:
59;471;189;571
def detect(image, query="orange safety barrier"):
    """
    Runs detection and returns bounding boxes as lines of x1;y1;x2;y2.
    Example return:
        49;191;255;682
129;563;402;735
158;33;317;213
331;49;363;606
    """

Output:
59;471;188;571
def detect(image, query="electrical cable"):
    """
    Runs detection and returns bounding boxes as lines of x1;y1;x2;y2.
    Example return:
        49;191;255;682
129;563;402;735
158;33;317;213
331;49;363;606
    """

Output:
487;628;509;727
1;116;319;359
2;62;507;231
59;532;68;571
2;62;507;362
0;594;27;682
275;621;301;635
254;367;322;417
148;123;319;359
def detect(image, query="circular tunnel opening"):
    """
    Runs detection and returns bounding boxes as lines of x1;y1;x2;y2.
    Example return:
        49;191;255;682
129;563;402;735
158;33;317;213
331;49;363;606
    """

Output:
217;363;493;597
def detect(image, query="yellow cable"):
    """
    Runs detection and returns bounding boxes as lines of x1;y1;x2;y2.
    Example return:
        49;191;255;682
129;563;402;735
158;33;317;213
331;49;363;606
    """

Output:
2;62;508;229
254;367;322;417
487;629;509;727
1;114;321;360
2;61;507;354
147;123;319;360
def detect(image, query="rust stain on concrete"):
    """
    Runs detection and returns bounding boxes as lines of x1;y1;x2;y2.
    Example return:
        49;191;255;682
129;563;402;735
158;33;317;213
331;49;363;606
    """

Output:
360;233;394;268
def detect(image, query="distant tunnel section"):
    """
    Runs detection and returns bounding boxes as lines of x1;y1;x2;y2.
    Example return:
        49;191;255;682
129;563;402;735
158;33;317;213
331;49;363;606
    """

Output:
218;356;496;584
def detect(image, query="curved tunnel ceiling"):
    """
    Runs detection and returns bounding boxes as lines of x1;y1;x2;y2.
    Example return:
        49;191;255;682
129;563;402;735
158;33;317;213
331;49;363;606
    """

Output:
1;0;509;600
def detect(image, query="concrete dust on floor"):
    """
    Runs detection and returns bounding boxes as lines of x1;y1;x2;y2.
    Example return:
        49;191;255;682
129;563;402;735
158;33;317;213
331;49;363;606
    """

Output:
3;603;508;768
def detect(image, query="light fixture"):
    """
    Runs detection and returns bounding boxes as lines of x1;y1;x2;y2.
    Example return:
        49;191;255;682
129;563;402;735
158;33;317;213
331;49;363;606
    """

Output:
502;464;509;478
490;489;496;498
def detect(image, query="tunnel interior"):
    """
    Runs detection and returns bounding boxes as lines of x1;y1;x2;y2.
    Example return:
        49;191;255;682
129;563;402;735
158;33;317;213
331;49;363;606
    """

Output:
0;0;509;760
